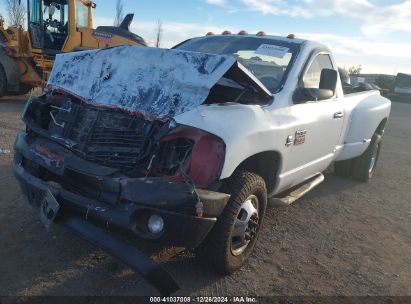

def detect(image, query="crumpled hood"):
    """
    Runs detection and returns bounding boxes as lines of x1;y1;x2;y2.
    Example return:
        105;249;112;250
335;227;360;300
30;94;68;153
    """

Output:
48;45;271;120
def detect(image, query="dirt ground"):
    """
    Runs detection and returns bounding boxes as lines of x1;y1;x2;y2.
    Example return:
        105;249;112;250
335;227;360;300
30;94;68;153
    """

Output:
0;96;410;297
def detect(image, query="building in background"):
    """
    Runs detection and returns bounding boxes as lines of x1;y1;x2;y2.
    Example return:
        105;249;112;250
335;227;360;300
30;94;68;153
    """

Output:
350;74;395;86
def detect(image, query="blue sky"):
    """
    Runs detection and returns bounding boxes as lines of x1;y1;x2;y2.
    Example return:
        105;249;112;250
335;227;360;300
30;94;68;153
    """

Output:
1;0;411;74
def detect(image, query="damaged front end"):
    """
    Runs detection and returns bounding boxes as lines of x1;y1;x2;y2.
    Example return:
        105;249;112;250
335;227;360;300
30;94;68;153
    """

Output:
13;45;273;294
13;91;230;295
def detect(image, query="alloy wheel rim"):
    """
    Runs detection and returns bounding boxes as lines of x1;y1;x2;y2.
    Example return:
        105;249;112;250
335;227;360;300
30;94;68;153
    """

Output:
369;143;379;173
230;195;259;256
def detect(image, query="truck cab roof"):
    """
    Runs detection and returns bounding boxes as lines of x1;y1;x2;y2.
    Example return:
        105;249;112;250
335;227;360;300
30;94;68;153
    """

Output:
175;34;327;51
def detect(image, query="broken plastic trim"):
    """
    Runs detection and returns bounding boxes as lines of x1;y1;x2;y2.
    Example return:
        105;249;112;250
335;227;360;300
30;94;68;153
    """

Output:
60;216;180;296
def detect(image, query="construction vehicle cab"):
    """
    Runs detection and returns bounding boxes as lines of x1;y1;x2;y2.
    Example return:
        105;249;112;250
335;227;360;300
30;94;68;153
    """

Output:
29;0;101;53
0;0;146;97
29;0;73;52
28;0;146;54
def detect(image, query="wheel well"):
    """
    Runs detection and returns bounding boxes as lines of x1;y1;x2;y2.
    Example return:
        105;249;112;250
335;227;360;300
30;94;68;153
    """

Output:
234;151;280;193
376;118;388;135
0;62;7;95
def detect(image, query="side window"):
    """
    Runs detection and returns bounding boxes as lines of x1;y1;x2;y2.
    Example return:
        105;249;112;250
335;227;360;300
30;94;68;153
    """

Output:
28;0;43;49
303;54;333;89
76;0;88;28
29;0;42;25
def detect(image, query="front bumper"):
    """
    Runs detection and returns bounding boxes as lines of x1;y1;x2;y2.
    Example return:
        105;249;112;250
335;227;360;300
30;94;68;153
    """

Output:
14;132;230;248
13;132;230;295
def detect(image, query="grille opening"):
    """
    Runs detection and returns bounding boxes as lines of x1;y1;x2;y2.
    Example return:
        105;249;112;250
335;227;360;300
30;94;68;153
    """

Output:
26;94;163;171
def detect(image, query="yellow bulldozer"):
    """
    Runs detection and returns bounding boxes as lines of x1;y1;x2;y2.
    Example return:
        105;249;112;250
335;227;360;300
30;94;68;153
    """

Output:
0;0;146;97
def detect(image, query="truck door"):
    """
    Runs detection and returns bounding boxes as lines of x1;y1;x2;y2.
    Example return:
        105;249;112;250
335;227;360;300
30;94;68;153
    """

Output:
284;53;344;182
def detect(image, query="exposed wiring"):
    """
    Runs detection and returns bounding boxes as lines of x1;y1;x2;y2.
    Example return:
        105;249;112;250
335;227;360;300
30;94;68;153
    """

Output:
177;156;201;204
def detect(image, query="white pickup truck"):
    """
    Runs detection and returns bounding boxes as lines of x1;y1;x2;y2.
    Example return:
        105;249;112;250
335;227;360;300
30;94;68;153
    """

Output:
14;33;391;293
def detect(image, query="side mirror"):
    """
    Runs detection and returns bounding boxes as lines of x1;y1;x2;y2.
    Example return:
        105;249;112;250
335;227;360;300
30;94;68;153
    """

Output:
294;68;338;103
319;68;337;92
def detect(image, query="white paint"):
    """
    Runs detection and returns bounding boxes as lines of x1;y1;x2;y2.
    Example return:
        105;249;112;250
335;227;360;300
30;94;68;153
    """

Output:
174;38;391;195
47;36;391;196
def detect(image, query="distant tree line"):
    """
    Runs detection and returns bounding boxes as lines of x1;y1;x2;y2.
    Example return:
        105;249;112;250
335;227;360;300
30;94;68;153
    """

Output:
347;65;362;75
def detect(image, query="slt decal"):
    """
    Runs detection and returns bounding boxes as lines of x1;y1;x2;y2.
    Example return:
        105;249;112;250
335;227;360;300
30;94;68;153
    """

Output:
294;130;307;145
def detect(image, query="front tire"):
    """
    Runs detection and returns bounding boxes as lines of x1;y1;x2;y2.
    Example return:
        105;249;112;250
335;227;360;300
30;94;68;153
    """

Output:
197;171;267;274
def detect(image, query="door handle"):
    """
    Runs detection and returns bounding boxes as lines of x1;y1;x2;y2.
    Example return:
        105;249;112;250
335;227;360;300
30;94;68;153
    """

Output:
334;111;344;119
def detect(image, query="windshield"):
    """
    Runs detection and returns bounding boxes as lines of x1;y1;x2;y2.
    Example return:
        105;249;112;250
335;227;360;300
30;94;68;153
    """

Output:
41;0;69;50
174;35;300;93
43;0;69;32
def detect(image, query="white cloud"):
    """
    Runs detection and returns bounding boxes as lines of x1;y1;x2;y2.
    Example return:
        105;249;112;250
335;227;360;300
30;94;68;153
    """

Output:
302;0;373;18
94;17;226;48
241;0;313;18
361;1;411;36
296;32;411;58
208;0;411;36
205;0;240;13
295;32;411;74
234;0;375;18
206;0;226;5
94;17;411;74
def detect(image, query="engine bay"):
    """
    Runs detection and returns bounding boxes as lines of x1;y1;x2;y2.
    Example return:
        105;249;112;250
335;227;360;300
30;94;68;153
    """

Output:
23;91;225;189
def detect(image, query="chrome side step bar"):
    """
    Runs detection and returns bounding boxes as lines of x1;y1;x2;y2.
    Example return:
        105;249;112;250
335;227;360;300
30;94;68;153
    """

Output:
272;173;324;206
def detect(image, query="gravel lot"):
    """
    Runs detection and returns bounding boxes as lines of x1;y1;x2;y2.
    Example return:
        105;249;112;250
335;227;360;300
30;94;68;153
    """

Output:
0;96;410;297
